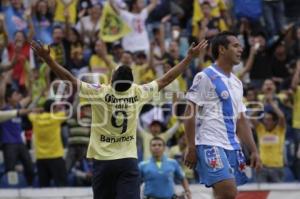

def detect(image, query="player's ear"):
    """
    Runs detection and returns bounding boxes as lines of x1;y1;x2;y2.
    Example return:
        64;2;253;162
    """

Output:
219;45;226;56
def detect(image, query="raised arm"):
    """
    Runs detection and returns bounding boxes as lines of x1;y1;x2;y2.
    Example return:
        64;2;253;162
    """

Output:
156;40;207;91
163;121;180;140
291;60;300;92
30;41;79;90
146;0;157;14
266;94;286;128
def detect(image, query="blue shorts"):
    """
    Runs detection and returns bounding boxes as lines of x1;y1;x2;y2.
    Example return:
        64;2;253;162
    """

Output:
196;145;248;187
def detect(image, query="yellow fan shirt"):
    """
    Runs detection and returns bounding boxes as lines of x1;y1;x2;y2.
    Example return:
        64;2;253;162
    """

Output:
80;80;159;160
54;0;78;24
29;112;66;159
256;123;285;167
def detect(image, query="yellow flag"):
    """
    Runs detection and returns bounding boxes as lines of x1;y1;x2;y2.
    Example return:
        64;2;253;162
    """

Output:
99;3;131;42
192;0;203;37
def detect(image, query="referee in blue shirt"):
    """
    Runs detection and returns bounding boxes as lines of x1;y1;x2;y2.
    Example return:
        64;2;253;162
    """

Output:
139;137;192;199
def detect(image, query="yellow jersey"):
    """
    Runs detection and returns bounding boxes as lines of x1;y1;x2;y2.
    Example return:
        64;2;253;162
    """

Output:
256;123;285;167
293;86;300;129
54;0;78;24
29;112;66;159
80;80;159;160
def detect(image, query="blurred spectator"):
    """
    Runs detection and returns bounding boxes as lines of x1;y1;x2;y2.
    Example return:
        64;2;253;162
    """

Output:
89;39;115;84
69;44;89;78
263;0;286;37
251;94;286;182
29;64;50;108
0;75;34;186
32;0;54;45
147;0;171;26
132;51;155;84
65;98;91;172
69;158;92;186
137;119;179;160
76;0;93;20
28;99;68;187
291;60;300;180
110;0;158;53
49;26;70;74
198;1;228;40
2;0;31;41
54;0;79;25
270;42;291;89
139;137;191;199
75;2;102;50
7;31;34;91
243;31;272;89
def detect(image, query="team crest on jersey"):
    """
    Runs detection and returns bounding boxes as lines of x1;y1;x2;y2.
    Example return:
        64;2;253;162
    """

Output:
89;83;101;90
220;90;229;100
204;147;223;169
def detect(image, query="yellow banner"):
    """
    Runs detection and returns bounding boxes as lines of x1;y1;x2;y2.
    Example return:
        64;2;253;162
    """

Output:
99;3;131;42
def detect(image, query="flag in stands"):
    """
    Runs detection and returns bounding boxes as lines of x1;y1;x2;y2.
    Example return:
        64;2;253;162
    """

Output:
99;2;131;42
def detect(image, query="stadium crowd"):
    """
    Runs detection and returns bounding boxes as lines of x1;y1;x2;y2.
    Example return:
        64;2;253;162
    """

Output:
0;0;300;189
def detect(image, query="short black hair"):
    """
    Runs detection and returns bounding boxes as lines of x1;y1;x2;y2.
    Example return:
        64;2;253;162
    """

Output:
43;99;55;113
111;65;133;92
150;136;166;146
211;31;237;60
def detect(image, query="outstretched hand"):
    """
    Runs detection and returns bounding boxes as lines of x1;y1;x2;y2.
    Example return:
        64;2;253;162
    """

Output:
30;40;51;61
187;40;208;58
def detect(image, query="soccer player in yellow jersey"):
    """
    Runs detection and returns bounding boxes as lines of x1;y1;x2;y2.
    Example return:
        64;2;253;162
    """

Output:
30;39;208;199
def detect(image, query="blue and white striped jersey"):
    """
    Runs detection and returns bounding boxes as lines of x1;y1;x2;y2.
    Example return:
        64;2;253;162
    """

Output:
186;65;246;150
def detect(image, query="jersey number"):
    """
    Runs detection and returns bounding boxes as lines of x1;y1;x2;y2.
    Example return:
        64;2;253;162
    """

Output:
111;111;128;134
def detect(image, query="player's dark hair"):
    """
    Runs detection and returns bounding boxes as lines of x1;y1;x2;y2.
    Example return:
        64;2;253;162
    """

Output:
211;31;237;60
111;65;133;92
150;136;166;146
43;99;55;113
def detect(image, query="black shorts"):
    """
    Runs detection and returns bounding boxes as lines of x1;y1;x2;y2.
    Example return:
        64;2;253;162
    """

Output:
92;158;140;199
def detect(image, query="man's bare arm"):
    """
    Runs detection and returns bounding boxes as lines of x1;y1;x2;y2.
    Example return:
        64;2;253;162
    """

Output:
30;41;79;90
237;113;261;170
156;40;207;91
183;101;198;169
